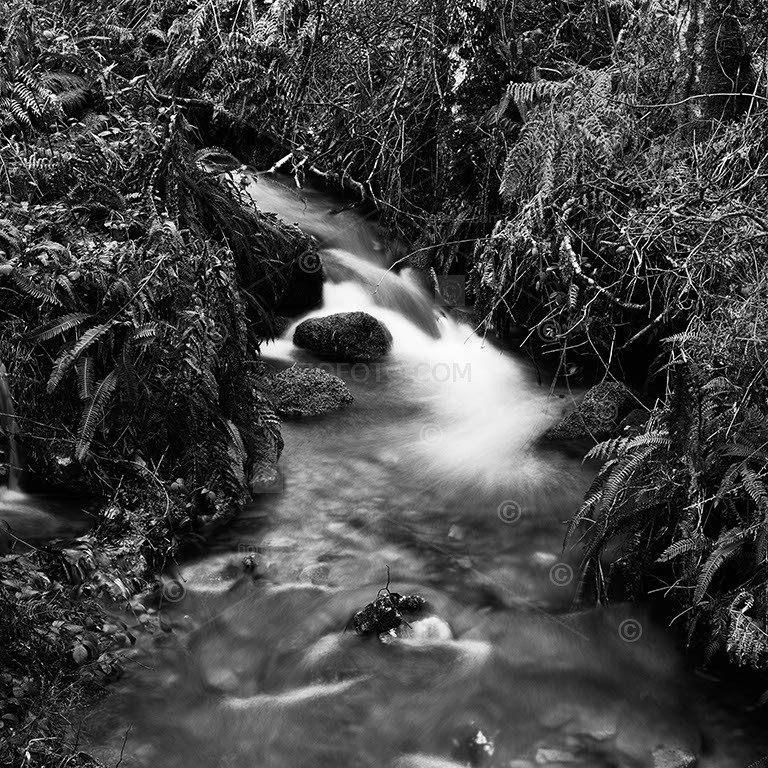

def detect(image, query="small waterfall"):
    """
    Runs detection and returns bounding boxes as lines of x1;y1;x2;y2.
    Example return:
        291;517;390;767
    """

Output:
321;248;440;337
0;363;21;492
251;172;562;489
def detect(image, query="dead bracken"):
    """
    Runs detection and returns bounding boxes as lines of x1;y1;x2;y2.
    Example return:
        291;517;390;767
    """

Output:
351;567;427;636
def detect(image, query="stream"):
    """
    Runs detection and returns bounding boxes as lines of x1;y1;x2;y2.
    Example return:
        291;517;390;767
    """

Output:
65;172;768;766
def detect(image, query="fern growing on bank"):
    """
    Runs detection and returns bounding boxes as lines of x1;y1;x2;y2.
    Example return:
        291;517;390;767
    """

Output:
569;343;768;670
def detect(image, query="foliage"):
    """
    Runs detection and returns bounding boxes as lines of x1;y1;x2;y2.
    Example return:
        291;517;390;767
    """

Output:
471;1;768;366
1;2;768;759
0;1;330;763
568;300;768;669
0;549;127;767
482;2;768;675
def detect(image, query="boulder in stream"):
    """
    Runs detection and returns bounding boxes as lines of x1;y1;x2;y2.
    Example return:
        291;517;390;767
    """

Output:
293;311;393;361
546;382;636;441
268;366;353;418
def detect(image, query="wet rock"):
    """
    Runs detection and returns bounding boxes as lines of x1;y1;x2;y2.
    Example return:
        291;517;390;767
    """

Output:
393;756;466;768
535;748;578;764
452;727;495;767
531;551;558;567
293;311;393;361
447;524;465;541
268;366;353;418
352;590;428;636
453;727;496;768
618;407;650;437
385;616;453;643
576;713;617;742
652;747;697;768
546;382;636;441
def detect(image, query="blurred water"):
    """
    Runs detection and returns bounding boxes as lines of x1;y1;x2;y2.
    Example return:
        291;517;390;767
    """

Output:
0;362;21;492
83;172;767;768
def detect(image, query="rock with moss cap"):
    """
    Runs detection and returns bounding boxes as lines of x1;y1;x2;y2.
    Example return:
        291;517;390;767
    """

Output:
546;382;636;440
293;311;392;361
269;366;353;418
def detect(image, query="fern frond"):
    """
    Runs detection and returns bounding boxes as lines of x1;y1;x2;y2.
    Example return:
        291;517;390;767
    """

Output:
46;321;115;393
658;536;704;563
75;370;118;461
694;528;746;604
76;355;95;400
26;312;92;342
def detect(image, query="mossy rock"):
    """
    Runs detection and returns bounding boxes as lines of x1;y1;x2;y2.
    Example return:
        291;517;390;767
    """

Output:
293;311;392;362
269;366;353;418
547;382;637;441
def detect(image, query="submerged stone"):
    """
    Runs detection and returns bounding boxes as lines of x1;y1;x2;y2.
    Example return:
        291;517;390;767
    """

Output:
535;748;578;764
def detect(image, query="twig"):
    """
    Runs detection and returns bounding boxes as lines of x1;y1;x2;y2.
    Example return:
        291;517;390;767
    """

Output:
114;724;132;768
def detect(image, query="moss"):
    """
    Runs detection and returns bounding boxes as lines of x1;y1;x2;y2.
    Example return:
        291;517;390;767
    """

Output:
267;366;353;419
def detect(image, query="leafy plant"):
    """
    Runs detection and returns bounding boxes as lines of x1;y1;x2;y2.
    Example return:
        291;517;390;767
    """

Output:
569;340;768;669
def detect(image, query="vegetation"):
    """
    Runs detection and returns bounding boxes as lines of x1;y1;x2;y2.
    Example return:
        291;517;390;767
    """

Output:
1;0;768;762
0;0;315;762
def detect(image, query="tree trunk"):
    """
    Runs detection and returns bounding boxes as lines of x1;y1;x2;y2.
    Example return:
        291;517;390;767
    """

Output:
670;0;755;123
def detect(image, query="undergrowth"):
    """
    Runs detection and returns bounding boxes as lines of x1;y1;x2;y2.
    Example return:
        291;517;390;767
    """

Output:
2;1;768;759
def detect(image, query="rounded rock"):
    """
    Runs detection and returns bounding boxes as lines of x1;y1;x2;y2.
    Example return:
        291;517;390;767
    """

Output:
270;366;353;418
293;311;393;362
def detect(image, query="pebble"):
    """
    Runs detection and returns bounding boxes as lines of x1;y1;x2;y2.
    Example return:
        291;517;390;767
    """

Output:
531;551;558;566
381;616;454;644
448;524;465;541
392;755;465;768
535;749;578;764
652;746;697;768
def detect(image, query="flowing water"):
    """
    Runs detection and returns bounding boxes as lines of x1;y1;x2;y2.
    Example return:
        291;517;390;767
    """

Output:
0;364;94;545
0;362;21;493
83;173;766;768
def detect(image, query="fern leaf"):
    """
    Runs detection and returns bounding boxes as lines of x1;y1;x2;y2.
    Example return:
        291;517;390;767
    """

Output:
694;529;745;604
75;370;118;461
77;355;95;400
46;321;115;393
658;536;704;563
27;312;92;343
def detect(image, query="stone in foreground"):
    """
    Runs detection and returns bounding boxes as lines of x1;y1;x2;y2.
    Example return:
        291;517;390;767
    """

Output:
293;311;393;361
270;366;353;418
652;746;697;768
